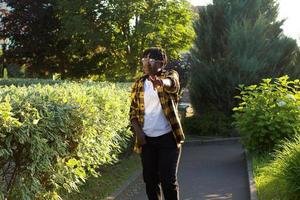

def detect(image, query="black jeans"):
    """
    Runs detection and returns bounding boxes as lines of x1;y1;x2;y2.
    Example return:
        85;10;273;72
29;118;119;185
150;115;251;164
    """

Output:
140;132;182;200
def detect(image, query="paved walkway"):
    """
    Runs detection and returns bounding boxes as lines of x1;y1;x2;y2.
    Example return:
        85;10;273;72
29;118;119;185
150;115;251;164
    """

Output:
115;88;250;200
117;140;250;200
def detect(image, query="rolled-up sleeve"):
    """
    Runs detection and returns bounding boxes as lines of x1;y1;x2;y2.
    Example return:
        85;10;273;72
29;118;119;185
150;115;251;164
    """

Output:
164;70;180;94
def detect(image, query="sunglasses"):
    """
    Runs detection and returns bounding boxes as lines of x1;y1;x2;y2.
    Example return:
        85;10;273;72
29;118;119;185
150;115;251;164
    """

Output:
141;58;164;65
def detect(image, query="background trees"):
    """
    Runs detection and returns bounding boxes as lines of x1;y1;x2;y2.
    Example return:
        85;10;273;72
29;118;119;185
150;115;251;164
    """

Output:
190;0;300;118
56;0;195;80
0;0;195;80
0;0;61;77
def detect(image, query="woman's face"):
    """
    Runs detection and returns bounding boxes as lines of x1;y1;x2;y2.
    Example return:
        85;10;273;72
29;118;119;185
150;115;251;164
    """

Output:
142;54;163;75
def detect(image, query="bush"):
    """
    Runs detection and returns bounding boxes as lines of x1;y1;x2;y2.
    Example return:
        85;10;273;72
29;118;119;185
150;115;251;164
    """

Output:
233;76;300;153
0;81;131;199
0;78;63;86
255;135;300;200
182;110;232;137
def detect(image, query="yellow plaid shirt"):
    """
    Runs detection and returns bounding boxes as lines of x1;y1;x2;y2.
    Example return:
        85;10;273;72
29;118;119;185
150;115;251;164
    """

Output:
129;69;185;153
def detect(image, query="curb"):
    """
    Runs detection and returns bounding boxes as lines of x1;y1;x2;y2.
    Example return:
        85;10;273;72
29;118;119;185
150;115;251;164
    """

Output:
244;151;259;200
104;168;143;200
185;136;241;146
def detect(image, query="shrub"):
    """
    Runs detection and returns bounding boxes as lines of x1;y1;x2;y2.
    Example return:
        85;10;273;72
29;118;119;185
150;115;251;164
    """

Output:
182;109;232;137
0;78;63;86
233;76;300;153
0;82;131;199
255;135;300;200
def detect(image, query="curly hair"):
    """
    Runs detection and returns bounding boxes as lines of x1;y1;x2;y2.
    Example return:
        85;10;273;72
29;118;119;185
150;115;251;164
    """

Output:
142;47;168;66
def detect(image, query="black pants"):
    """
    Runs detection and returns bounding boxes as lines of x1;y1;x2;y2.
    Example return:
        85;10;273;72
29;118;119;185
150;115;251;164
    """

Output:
141;132;182;200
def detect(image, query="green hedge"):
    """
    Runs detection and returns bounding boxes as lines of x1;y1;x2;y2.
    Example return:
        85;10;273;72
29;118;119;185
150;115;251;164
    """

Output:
0;78;63;86
233;76;300;153
0;81;132;199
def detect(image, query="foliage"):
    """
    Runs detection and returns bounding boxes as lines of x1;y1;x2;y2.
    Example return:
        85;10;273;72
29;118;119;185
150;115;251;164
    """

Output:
270;135;300;199
0;0;61;77
62;153;140;200
56;0;195;80
5;64;25;78
165;52;191;94
182;110;232;137
190;0;299;118
252;153;278;200
0;78;64;86
0;81;131;199
233;76;300;153
285;48;300;79
1;0;195;80
253;135;300;200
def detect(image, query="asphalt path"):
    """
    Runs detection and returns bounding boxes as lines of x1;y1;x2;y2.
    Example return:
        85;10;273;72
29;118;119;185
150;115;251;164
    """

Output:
117;141;250;200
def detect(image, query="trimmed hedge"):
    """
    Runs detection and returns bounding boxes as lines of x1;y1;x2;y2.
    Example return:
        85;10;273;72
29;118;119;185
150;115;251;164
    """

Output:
0;78;63;86
0;81;131;199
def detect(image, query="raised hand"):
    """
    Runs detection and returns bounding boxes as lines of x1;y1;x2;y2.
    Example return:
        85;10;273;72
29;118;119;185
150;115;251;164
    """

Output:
149;75;163;90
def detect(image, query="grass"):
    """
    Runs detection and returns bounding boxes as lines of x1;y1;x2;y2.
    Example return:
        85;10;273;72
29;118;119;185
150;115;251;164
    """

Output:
252;134;300;200
62;153;141;200
252;153;287;200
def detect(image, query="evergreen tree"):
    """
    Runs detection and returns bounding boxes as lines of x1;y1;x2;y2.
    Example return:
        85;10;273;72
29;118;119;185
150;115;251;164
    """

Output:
190;0;299;117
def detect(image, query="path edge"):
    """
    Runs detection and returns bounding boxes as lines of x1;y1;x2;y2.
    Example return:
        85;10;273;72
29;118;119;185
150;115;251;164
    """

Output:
244;150;259;200
184;136;241;146
104;167;142;200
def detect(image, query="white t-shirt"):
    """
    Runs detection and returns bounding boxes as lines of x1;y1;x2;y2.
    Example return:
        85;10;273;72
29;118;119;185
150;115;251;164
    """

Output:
142;79;172;137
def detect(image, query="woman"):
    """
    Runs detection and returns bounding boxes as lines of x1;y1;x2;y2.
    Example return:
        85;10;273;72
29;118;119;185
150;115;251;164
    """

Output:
129;47;185;200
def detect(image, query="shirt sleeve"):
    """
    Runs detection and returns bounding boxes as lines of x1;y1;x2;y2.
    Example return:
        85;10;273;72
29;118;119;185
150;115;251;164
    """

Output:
164;70;180;94
129;81;139;122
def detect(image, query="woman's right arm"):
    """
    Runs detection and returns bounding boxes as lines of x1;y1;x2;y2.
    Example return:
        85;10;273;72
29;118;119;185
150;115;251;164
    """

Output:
131;118;146;145
129;82;146;145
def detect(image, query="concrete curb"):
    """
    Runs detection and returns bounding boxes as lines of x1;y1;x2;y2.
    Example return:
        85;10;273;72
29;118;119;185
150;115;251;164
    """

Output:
244;151;259;200
185;137;241;146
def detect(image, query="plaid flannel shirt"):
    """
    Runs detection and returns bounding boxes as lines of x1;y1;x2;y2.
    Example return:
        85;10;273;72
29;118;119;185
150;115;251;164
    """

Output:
129;69;185;153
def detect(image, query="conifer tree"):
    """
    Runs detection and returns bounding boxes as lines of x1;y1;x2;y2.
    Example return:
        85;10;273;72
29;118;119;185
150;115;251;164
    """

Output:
190;0;299;116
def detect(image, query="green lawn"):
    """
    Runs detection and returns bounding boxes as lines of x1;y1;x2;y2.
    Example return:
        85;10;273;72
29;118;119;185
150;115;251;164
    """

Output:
62;153;141;200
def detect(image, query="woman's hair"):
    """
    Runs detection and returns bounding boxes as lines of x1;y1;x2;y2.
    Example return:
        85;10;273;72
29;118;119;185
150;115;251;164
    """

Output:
142;47;168;66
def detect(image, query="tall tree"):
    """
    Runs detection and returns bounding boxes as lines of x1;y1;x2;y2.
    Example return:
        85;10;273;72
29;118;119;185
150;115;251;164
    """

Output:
0;0;62;77
190;0;299;116
56;0;195;80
